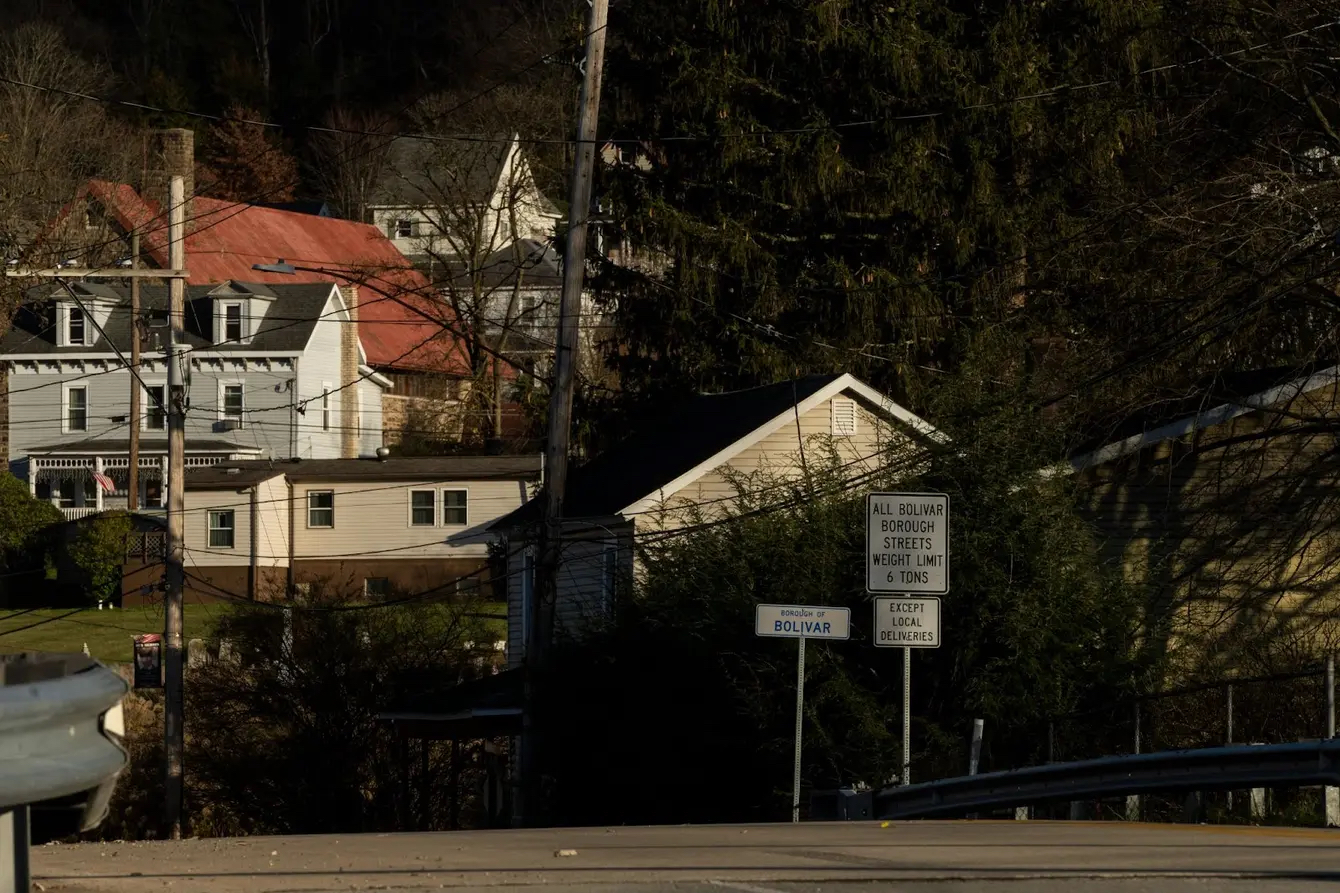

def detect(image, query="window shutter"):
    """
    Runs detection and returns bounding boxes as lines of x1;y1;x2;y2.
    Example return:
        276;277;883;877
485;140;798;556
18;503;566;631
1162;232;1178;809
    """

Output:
831;398;858;436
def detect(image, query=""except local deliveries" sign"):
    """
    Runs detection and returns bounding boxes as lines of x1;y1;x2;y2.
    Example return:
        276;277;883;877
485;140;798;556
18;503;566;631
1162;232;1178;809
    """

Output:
754;604;852;641
872;596;941;648
866;492;949;594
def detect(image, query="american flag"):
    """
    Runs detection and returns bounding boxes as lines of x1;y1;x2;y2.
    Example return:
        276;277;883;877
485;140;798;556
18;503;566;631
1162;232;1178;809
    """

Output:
91;471;116;493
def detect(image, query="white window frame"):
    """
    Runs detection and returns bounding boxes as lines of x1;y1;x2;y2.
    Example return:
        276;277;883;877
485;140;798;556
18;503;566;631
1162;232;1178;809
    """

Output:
66;305;86;346
221;302;245;344
831;397;858;437
218;380;246;426
408;489;436;527
441;488;468;526
393;218;414;238
307;490;335;528
141;380;167;431
62;384;89;433
207;510;236;549
321;382;333;432
520;549;535;655
601;541;618;617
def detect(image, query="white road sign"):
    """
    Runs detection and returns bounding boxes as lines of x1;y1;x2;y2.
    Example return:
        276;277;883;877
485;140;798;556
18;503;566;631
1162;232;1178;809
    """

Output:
873;596;941;648
867;492;949;593
755;604;851;640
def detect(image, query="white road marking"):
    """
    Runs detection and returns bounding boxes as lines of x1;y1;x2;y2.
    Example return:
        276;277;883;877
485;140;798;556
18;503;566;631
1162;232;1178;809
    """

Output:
708;880;789;893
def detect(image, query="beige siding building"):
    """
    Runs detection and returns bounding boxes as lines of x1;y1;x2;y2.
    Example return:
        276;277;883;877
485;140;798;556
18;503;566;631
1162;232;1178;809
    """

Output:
180;455;541;604
490;373;940;669
1067;364;1340;674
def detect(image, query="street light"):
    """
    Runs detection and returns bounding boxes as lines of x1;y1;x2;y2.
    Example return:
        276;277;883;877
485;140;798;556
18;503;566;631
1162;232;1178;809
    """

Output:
251;259;297;275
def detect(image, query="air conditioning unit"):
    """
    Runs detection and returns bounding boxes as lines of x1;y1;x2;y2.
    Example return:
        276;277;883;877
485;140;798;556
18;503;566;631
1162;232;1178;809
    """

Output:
218;419;242;432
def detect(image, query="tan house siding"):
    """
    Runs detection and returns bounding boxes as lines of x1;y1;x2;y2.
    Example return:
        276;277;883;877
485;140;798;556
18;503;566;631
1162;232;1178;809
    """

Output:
290;477;531;560
643;393;903;532
1077;384;1340;670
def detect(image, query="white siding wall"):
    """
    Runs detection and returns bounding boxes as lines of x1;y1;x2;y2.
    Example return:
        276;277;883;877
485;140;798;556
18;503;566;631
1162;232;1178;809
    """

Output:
358;380;383;455
6;358;301;461
184;489;255;569
505;525;633;669
294;295;345;459
291;477;531;560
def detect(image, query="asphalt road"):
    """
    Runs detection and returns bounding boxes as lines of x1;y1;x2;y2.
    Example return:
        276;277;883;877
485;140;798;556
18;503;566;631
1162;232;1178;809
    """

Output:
30;820;1340;893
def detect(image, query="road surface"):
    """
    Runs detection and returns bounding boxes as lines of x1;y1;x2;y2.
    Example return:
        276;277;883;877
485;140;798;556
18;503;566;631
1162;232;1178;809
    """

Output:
31;820;1340;892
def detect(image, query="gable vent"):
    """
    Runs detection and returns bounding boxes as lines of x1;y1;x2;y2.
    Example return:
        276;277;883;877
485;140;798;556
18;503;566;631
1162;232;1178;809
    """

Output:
831;397;858;437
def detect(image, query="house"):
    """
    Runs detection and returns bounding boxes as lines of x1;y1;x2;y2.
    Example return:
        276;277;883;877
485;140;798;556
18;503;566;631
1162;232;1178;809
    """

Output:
157;454;541;605
1;279;388;517
489;373;941;669
368;135;561;267
1066;363;1340;673
19;128;477;455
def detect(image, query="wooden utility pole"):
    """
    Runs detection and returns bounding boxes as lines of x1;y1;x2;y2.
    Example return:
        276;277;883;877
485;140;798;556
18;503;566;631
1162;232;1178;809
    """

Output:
127;232;141;511
163;175;187;839
516;0;609;828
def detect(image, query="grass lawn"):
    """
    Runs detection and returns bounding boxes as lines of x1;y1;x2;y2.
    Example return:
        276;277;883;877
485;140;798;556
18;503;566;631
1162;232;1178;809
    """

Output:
0;601;508;664
0;604;231;664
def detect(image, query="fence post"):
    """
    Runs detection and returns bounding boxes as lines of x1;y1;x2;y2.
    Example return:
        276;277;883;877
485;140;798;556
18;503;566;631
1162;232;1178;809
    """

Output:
1125;700;1141;822
0;808;30;893
1226;682;1234;815
1326;656;1338;828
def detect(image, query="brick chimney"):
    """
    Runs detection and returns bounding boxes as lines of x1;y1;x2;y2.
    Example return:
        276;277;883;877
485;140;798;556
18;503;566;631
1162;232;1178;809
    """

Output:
339;285;361;458
141;128;195;226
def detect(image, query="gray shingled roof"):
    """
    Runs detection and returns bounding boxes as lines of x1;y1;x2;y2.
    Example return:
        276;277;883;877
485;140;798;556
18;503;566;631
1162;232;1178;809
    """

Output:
0;281;335;356
186;455;542;489
372;137;511;208
492;375;849;529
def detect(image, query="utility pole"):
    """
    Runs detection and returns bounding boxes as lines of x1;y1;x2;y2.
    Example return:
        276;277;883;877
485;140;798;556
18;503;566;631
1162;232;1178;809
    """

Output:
517;0;609;829
163;175;187;839
127;232;141;511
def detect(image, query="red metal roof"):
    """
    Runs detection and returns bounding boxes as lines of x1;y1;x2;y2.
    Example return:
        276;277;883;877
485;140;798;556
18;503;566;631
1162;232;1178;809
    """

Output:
85;181;470;374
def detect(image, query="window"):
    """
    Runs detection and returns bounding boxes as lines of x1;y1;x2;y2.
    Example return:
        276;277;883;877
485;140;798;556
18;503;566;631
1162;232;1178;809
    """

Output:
57;480;75;509
393;218;414;238
602;543;618;614
520;550;534;652
144;384;166;430
831;397;858;437
409;490;436;526
221;384;244;425
321;384;332;432
67;307;85;345
307;491;334;528
364;577;390;599
223;303;243;342
208;510;235;548
442;489;468;525
65;386;88;432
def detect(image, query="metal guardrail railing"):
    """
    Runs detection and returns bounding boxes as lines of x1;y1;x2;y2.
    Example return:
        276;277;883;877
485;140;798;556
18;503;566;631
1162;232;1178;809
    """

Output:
0;653;128;893
856;739;1340;820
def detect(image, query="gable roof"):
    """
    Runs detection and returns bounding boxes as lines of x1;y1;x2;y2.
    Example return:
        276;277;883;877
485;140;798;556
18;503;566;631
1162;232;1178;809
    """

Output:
372;137;512;208
492;373;939;529
83;181;464;374
1068;362;1340;471
0;282;338;356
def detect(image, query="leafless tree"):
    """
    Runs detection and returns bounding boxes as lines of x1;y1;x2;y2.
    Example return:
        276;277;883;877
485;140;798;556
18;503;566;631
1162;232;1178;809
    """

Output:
308;106;396;224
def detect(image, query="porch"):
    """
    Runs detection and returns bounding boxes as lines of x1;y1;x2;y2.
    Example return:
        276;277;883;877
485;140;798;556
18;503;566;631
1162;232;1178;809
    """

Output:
20;439;262;520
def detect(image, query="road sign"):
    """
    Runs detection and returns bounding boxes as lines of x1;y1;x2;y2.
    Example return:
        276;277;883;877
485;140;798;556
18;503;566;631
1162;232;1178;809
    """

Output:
873;596;941;649
755;604;852;640
867;492;949;593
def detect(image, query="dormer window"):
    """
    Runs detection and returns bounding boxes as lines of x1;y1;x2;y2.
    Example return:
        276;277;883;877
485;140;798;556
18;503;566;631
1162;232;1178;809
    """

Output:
223;303;243;343
67;307;86;346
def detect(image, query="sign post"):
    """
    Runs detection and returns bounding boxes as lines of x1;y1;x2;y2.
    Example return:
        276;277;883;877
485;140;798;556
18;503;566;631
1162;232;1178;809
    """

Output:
867;492;948;787
755;604;851;822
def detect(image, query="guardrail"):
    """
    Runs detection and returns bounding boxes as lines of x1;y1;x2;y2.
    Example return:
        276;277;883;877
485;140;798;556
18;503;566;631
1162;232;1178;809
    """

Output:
849;740;1340;820
0;653;128;893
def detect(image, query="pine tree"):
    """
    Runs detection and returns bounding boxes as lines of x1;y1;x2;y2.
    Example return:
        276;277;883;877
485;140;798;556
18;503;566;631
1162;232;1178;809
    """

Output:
198;105;299;203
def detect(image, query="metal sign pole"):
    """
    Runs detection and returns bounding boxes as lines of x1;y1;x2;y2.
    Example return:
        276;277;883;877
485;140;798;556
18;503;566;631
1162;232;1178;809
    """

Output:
793;635;806;822
902;645;911;786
